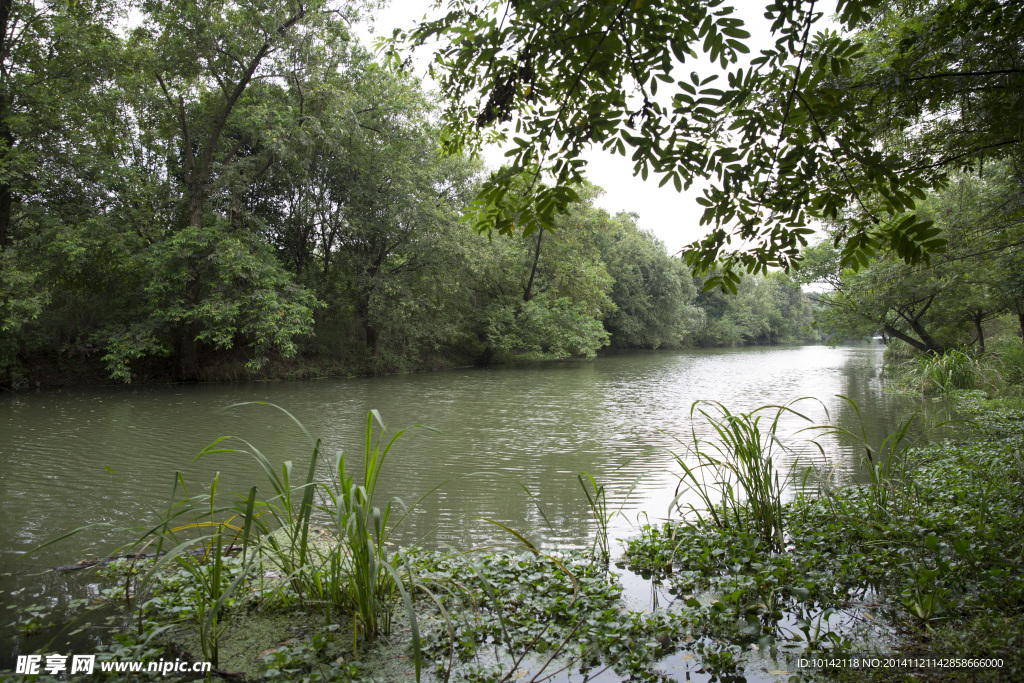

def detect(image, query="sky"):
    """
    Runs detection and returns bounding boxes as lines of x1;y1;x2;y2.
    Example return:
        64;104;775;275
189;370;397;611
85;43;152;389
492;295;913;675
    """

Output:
355;1;841;254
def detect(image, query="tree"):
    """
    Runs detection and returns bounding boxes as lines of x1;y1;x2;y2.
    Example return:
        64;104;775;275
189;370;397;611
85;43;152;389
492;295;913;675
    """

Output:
597;213;696;348
396;0;1023;288
2;0;365;383
0;0;126;380
261;51;486;368
467;185;615;362
690;270;812;347
809;164;1024;352
97;0;363;380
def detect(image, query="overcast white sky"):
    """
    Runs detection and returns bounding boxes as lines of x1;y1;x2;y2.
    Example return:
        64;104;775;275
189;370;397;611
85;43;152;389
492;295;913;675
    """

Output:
356;1;840;254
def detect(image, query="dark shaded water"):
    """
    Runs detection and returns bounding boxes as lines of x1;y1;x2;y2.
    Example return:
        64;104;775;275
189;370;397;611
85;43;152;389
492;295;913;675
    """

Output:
0;343;928;668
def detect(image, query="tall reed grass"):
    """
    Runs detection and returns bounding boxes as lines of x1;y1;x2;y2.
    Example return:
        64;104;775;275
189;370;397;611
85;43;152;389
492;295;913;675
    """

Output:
34;404;433;680
577;466;642;565
918;349;977;393
668;400;815;549
812;396;923;519
886;348;979;395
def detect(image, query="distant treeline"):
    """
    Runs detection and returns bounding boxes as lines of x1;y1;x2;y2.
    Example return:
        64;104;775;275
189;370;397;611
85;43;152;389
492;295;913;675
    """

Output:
0;5;816;388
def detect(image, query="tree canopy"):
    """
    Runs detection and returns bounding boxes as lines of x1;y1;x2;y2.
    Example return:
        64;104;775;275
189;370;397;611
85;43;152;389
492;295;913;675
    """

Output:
397;0;1024;290
806;161;1024;353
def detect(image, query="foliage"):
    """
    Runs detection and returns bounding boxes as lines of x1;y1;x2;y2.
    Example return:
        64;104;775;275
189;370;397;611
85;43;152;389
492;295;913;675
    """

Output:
692;271;816;347
0;3;821;387
628;397;1024;670
669;401;814;549
596;215;698;349
990;335;1024;387
392;0;1024;288
810;164;1024;353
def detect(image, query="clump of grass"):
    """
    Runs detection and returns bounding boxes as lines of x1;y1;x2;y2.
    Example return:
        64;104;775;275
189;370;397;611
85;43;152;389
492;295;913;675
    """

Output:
577;472;611;564
815;395;924;519
989;334;1024;387
317;410;436;648
668;400;816;550
886;348;980;395
919;348;978;393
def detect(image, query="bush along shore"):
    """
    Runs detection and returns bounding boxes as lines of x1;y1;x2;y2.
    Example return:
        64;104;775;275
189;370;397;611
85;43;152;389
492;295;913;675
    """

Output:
12;392;1024;682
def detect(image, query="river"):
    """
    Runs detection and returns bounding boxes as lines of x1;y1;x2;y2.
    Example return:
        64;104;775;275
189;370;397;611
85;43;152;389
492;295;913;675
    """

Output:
0;343;927;664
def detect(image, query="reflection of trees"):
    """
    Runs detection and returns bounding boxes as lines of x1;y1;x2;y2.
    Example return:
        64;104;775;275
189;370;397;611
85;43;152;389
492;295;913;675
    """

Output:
810;346;954;487
6;346;947;563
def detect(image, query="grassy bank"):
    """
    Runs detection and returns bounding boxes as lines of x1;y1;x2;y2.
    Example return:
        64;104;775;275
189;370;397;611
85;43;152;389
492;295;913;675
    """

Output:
9;393;1024;682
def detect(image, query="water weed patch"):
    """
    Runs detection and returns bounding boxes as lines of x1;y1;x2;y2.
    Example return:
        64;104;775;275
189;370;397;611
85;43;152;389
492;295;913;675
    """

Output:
624;398;1024;680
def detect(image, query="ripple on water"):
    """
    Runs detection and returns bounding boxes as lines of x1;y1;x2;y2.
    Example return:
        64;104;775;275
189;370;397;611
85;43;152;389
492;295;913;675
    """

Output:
1;346;923;611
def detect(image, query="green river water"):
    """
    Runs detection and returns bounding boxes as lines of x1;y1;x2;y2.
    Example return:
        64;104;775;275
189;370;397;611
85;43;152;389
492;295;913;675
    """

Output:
0;343;929;668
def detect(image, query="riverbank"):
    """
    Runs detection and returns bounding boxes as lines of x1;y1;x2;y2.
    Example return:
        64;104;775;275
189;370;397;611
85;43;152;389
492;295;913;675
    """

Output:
3;341;822;392
0;349;475;391
8;392;1022;682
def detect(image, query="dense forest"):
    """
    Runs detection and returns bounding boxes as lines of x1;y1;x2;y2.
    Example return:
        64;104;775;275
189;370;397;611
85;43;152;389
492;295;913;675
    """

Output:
408;0;1024;359
0;1;817;388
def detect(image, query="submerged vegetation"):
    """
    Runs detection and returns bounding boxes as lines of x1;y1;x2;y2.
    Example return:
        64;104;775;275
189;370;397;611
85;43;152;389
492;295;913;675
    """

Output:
12;384;1024;681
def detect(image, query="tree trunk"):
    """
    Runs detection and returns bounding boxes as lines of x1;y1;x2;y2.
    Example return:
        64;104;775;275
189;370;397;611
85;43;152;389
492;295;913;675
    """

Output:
475;345;494;366
523;227;544;302
188;179;205;228
180;322;200;382
355;297;377;356
883;323;943;355
905;317;942;355
974;312;986;354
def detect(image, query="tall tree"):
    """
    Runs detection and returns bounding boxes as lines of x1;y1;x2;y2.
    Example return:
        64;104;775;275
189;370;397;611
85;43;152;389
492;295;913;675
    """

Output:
597;214;697;348
102;0;363;380
0;0;123;379
264;53;484;365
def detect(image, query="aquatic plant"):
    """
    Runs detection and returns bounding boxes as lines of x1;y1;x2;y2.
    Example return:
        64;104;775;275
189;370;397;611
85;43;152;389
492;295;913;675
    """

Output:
918;348;978;393
316;409;433;650
577;472;611;564
816;395;924;519
29;404;433;680
668;400;815;549
577;468;641;565
200;405;430;676
887;348;980;395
